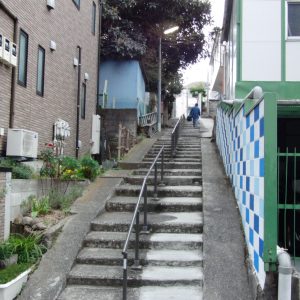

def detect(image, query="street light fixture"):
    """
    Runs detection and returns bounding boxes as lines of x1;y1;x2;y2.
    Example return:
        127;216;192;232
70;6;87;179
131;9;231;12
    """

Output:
157;26;179;132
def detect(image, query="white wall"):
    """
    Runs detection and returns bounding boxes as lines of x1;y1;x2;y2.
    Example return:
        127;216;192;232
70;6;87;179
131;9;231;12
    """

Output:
242;0;281;81
286;42;300;81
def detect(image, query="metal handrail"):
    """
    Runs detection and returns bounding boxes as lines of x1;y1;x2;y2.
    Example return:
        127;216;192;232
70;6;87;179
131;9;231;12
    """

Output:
171;115;184;158
122;146;165;300
139;112;158;127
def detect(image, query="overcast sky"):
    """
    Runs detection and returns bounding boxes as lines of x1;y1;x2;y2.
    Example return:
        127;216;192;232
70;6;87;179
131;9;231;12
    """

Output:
181;0;225;85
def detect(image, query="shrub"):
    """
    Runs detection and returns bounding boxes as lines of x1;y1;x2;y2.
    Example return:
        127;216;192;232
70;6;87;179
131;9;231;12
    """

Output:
79;156;100;181
0;158;33;179
0;241;14;261
8;234;46;264
21;195;50;218
31;196;50;217
48;186;83;212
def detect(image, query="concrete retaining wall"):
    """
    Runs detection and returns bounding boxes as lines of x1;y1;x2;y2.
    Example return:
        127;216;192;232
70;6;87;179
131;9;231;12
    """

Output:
10;179;88;221
0;167;12;241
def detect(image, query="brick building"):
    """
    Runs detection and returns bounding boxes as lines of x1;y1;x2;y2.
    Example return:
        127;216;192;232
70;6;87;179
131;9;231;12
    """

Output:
0;0;100;157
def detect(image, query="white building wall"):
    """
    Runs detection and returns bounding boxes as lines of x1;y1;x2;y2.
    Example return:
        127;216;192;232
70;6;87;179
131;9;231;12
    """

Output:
224;0;238;100
286;42;300;81
242;0;281;81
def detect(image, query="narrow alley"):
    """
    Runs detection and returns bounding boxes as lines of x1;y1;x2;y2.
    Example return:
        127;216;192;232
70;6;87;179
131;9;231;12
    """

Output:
17;119;252;300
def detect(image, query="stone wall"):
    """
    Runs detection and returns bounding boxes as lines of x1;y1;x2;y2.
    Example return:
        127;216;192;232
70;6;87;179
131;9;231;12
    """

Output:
100;109;137;158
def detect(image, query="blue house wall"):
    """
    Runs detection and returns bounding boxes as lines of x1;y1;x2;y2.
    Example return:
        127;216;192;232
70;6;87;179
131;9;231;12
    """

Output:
99;60;146;116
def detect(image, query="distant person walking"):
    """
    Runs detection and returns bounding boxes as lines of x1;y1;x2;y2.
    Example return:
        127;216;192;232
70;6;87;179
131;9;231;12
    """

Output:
189;103;201;128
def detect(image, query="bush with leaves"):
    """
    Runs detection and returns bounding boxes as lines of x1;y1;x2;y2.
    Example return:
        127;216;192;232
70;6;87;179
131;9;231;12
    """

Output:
5;234;46;264
0;158;33;179
79;156;100;181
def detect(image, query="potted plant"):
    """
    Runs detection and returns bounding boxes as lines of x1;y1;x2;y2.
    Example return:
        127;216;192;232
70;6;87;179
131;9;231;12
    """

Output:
0;234;46;300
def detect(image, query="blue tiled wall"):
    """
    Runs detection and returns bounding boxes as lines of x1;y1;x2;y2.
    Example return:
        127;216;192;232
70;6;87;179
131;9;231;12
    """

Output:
216;100;266;287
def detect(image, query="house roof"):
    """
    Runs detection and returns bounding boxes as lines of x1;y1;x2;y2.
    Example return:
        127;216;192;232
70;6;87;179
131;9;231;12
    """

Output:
221;0;233;42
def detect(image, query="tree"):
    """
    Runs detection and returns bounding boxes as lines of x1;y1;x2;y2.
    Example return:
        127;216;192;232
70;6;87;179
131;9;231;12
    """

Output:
101;0;211;100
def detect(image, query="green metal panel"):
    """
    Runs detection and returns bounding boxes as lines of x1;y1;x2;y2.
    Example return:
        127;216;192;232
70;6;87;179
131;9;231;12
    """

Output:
264;93;278;268
235;81;300;99
281;0;286;81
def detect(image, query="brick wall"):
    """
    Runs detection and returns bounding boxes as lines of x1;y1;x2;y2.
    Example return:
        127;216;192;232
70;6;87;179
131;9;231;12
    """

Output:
0;0;99;157
100;109;137;158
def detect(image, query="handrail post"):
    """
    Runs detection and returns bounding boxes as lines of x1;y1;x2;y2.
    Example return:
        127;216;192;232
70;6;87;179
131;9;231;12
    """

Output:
159;148;165;186
133;211;141;269
153;163;159;201
122;252;128;300
142;184;150;232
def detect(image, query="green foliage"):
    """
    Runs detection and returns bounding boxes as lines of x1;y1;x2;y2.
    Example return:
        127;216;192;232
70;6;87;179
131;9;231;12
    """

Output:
101;0;212;95
60;156;83;180
79;156;100;181
0;241;14;261
48;186;83;212
31;196;50;217
4;234;46;264
39;149;58;178
0;263;32;284
0;159;33;179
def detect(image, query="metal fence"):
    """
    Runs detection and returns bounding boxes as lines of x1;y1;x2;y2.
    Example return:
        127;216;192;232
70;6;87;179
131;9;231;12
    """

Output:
278;149;300;260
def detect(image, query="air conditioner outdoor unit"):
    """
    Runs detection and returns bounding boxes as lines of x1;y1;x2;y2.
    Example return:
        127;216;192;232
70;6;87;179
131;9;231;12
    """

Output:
6;129;38;158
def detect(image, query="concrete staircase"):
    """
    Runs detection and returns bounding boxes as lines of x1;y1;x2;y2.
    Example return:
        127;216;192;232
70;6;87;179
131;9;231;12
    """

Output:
59;123;203;300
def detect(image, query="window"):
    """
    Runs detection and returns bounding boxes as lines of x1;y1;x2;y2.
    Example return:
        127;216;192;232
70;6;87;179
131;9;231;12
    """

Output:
18;30;28;87
72;0;80;9
92;2;96;35
287;2;300;38
81;83;86;119
36;46;45;96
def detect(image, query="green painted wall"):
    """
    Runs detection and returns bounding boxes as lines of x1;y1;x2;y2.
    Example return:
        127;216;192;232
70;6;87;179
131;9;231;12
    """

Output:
235;81;300;100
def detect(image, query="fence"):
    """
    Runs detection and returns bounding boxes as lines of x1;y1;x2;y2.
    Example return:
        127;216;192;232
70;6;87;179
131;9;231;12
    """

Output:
278;149;300;260
117;123;136;160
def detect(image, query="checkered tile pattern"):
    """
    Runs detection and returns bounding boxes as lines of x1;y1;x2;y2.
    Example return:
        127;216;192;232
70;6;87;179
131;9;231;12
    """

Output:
216;100;266;288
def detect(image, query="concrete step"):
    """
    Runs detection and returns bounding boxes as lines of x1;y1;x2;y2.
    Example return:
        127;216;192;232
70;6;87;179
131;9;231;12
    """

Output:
132;168;202;176
142;157;202;163
59;285;203;300
123;175;202;186
105;196;202;212
83;232;203;250
77;247;203;267
90;211;203;233
144;152;201;158
67;264;203;287
138;161;201;169
115;184;202;197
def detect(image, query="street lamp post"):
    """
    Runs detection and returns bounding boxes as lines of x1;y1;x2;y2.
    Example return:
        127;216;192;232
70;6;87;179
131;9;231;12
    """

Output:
157;26;179;132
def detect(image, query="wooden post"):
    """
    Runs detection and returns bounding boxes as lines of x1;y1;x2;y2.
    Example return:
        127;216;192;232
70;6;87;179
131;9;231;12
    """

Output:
118;123;122;160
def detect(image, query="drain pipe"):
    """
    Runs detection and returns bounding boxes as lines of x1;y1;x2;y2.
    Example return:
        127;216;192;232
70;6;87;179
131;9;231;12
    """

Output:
277;246;292;300
75;46;82;158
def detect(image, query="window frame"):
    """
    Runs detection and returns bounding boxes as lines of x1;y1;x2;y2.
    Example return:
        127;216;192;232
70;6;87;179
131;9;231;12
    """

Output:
81;82;86;119
92;2;96;35
286;1;300;40
18;29;29;87
72;0;80;10
36;45;46;97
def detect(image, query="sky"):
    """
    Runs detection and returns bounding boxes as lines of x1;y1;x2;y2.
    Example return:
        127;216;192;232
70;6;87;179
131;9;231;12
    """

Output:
181;0;225;86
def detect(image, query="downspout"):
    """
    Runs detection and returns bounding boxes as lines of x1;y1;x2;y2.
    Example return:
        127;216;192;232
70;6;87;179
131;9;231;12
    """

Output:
96;0;103;112
76;46;81;158
0;1;18;128
9;18;18;128
277;246;292;300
